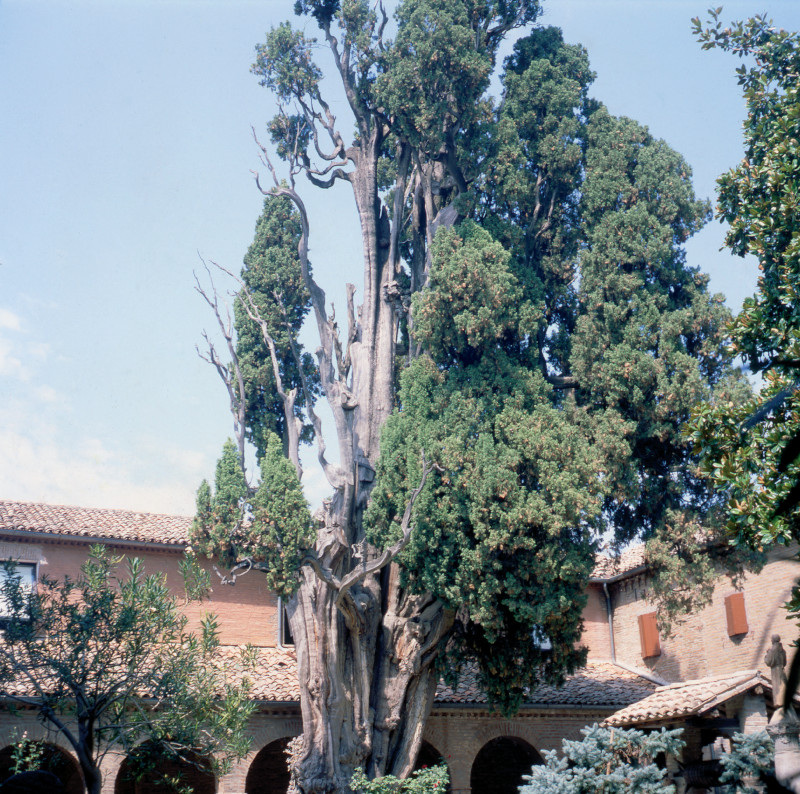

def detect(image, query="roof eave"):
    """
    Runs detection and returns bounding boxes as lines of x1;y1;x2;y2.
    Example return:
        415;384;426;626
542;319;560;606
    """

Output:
431;701;629;711
0;528;186;553
589;564;647;584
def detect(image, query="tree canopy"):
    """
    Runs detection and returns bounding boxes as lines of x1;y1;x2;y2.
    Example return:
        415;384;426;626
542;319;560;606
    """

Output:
235;195;317;461
192;2;753;790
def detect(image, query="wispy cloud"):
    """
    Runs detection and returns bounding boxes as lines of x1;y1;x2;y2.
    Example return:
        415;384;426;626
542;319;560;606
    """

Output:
0;309;21;331
0;304;206;515
0;308;50;382
33;385;60;404
0;338;28;380
0;427;200;515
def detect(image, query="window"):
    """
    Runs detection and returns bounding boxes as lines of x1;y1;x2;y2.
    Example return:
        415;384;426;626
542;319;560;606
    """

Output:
532;627;552;652
0;561;36;619
638;612;661;658
724;592;749;636
278;598;294;647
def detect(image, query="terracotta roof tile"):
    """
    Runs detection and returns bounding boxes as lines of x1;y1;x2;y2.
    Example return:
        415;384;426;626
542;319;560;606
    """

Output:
591;546;646;579
0;503;658;711
1;500;651;582
221;654;656;707
218;647;301;702
434;660;656;707
604;670;771;727
0;500;191;547
0;499;649;585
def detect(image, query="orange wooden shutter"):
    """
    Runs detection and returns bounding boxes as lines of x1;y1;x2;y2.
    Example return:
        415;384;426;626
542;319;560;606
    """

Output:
725;592;749;636
638;612;661;658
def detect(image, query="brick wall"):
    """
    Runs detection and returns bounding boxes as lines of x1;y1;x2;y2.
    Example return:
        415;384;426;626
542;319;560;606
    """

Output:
0;538;281;648
424;706;613;793
579;585;612;658
18;532;795;791
591;545;799;682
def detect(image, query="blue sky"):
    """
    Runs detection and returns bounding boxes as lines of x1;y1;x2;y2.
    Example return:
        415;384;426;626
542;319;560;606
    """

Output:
0;0;798;516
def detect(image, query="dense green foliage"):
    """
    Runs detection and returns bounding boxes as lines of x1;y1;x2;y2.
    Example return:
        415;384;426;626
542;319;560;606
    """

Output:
196;0;753;754
236;196;317;459
369;18;750;706
691;13;800;548
192;435;314;597
519;724;684;793
368;222;603;709
573;108;756;619
0;547;254;794
349;765;448;793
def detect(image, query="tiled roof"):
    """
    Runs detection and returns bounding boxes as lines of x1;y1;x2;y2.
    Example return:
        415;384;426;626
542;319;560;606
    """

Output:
591;546;646;579
0;499;648;582
435;660;656;707
604;670;770;727
0;645;655;715
0;500;191;547
219;647;301;702
226;653;656;707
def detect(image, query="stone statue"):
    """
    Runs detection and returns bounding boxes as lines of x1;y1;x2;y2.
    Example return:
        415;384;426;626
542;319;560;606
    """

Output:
764;634;800;793
766;634;789;706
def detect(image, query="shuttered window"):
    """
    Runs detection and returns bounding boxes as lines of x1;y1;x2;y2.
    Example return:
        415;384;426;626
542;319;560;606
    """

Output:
638;612;661;658
725;592;749;636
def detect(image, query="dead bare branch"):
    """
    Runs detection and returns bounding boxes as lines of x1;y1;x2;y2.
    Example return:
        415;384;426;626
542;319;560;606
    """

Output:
249;128;355;488
234;277;304;480
194;260;248;472
298;550;342;590
335;452;440;606
376;0;389;50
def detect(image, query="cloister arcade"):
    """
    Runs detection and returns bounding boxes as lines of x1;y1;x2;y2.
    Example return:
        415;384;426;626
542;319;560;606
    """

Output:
0;732;542;793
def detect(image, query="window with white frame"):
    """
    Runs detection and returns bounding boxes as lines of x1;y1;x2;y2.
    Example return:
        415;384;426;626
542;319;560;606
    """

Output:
0;561;36;619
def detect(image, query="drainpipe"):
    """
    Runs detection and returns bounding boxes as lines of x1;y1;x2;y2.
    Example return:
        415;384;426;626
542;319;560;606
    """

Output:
590;566;645;663
602;581;616;662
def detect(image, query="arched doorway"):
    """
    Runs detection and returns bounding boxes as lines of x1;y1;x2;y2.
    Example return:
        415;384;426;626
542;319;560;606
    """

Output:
470;736;542;794
413;741;451;792
245;737;293;794
115;744;216;794
0;742;83;794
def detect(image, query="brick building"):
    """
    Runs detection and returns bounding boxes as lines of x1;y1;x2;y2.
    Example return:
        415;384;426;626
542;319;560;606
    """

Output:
0;499;794;793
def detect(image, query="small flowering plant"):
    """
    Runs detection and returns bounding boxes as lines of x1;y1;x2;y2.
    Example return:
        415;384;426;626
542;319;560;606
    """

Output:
9;730;45;774
350;764;449;793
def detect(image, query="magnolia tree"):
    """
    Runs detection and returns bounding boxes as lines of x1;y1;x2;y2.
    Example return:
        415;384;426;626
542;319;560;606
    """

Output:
192;1;752;791
690;13;800;552
689;12;800;710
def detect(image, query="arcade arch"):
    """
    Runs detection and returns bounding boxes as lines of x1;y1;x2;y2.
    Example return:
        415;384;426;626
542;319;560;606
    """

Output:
469;736;542;794
413;740;451;792
114;744;215;794
245;737;293;794
0;742;83;794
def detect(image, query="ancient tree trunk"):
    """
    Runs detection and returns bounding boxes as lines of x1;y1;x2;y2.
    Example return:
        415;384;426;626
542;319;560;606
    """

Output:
288;535;453;792
253;119;459;792
243;9;485;790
